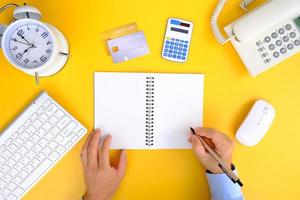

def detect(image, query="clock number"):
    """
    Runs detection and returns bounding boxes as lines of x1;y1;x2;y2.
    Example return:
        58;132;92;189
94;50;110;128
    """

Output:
17;29;24;37
24;58;29;64
35;28;39;32
40;55;47;62
46;49;51;54
16;53;23;59
13;46;18;50
33;60;38;63
41;32;48;39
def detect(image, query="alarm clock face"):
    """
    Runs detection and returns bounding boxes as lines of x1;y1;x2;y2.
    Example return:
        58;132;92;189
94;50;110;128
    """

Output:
2;19;54;70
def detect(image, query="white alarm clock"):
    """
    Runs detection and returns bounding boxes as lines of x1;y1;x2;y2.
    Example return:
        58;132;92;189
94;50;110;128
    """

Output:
0;4;69;83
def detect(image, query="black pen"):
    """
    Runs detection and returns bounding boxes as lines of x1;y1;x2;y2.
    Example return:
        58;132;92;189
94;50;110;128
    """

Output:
190;127;243;187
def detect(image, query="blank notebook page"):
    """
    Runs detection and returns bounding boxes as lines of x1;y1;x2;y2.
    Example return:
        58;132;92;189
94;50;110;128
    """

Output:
94;72;204;149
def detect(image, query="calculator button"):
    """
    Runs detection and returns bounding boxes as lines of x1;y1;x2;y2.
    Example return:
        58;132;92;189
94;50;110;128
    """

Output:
182;57;186;60
170;42;174;45
185;41;188;43
179;47;182;51
163;53;168;57
276;40;282;46
273;51;280;58
166;41;170;44
165;45;169;48
283;36;289;42
175;39;179;41
170;46;174;49
174;51;178;54
180;40;184;43
174;47;178;50
271;32;278;39
169;50;173;53
178;52;182;55
278;28;285;35
280;47;287;54
171;38;175;41
164;48;168;52
287;43;294;50
269;44;275;50
285;24;292;31
183;49;187;52
182;53;187;56
264;36;271;43
290;32;297;38
256;42;261;46
177;56;181;59
175;43;179;46
294;39;300;46
184;44;188;48
168;54;172;57
179;43;183;47
172;55;177;58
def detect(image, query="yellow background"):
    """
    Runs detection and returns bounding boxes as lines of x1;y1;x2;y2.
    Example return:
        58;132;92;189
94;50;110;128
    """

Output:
0;0;299;199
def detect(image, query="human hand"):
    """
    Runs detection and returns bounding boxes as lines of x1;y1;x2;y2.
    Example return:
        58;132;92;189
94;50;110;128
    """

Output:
188;127;234;174
80;129;127;200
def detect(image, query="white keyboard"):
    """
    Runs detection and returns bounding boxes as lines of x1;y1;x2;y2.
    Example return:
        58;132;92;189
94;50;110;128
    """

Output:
0;92;87;200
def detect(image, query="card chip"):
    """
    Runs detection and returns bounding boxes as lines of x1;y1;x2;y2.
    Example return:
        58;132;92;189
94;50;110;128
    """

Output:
112;46;119;52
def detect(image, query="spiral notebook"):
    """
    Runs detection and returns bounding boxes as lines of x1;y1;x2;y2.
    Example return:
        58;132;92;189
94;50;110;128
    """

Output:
94;72;204;149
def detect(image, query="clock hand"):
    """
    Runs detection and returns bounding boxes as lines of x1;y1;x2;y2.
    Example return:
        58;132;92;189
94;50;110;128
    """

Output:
19;35;32;46
10;38;31;46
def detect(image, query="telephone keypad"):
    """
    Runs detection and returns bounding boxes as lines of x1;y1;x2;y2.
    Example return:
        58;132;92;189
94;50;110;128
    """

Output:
256;22;300;62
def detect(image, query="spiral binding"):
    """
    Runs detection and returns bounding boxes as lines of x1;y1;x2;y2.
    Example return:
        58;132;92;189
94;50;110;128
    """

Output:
145;76;154;146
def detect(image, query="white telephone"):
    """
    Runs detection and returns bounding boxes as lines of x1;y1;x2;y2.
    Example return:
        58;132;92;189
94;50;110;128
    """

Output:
211;0;300;76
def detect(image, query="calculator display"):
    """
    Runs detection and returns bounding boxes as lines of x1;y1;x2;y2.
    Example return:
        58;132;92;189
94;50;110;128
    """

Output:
171;27;188;34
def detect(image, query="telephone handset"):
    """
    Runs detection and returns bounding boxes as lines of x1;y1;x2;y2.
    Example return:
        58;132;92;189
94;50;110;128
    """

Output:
211;0;300;76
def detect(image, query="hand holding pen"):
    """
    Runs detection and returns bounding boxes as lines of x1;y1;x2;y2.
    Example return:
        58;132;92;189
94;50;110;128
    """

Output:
188;127;243;186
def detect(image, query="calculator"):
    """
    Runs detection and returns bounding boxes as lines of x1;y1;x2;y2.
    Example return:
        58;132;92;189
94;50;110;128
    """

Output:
162;18;193;62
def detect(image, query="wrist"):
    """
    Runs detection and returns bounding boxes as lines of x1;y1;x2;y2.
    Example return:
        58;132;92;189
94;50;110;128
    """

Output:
206;163;235;174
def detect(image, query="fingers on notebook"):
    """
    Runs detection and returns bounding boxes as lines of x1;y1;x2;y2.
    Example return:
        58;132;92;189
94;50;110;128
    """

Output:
117;149;127;178
99;135;112;168
80;129;95;166
87;129;101;167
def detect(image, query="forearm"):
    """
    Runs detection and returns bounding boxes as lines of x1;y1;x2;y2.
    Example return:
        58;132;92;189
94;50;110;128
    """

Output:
206;165;244;200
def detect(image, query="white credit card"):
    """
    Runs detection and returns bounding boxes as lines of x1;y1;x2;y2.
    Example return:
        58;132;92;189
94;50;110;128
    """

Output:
107;31;150;63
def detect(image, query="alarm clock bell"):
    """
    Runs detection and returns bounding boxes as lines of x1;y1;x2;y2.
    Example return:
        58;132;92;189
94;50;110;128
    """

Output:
0;4;69;84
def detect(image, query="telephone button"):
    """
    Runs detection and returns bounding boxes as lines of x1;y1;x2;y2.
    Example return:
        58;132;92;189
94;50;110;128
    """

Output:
294;39;300;46
273;51;280;58
285;24;292;31
283;36;289;43
276;40;282;46
290;32;297;38
280;47;287;54
264;36;271;43
269;44;275;50
278;28;285;35
287;43;294;50
271;32;278;39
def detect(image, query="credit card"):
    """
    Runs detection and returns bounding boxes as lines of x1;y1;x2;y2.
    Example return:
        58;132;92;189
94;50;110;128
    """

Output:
107;31;150;63
101;22;138;55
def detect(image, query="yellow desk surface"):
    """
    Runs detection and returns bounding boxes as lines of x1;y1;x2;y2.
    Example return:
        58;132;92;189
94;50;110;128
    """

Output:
0;0;299;199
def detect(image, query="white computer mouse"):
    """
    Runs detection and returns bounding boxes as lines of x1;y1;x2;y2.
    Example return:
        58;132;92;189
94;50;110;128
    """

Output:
236;100;275;146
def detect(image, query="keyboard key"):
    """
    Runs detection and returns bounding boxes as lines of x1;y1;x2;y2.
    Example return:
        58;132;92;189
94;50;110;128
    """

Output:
49;141;58;150
18;146;28;155
18;170;29;180
12;187;24;198
7;182;17;191
61;122;77;137
24;140;34;149
49;152;60;161
45;104;57;116
43;100;51;108
7;195;17;200
43;122;52;131
56;146;66;155
11;152;21;161
39;113;49;123
26;150;36;160
17;126;25;134
43;147;52;156
77;129;86;137
2;188;10;197
58;116;70;130
45;132;55;141
8;169;18;177
30;159;40;169
55;135;64;143
32;120;42;129
14;163;25;172
36;106;45;115
24;165;34;174
30;113;39;122
30;134;40;144
12;177;22;185
36;153;46;162
39;138;49;148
